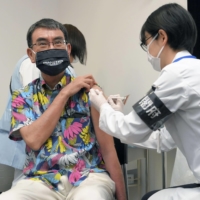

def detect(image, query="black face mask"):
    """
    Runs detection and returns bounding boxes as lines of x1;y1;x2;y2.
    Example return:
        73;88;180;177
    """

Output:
35;49;70;76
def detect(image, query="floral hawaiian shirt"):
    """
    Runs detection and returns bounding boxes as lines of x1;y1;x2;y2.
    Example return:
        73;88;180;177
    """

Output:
10;71;105;190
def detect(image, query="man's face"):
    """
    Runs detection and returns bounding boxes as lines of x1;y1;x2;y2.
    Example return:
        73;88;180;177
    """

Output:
27;28;71;63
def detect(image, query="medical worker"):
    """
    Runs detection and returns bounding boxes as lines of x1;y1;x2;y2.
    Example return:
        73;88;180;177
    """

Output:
89;3;200;199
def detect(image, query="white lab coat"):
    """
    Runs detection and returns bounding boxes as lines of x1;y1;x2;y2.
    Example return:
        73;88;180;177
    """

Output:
134;127;197;186
133;127;176;152
99;51;200;199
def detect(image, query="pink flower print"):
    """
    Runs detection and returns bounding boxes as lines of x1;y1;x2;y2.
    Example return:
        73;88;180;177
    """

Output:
50;154;63;167
12;111;27;121
70;101;76;108
34;101;40;106
64;122;82;139
69;170;81;184
39;162;49;171
97;149;103;161
12;96;25;108
23;161;34;174
26;146;32;153
41;80;45;85
90;138;94;143
75;160;85;171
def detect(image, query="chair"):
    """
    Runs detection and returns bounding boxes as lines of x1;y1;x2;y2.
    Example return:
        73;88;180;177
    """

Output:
0;164;14;194
114;137;129;200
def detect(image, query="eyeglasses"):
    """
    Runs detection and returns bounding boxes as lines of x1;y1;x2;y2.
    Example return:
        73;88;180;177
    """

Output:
31;39;67;50
140;35;153;52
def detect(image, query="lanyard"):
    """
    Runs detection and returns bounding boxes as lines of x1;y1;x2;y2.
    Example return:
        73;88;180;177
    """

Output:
173;55;196;63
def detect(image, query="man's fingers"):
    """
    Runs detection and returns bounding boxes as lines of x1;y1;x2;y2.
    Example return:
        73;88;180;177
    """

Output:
83;74;96;84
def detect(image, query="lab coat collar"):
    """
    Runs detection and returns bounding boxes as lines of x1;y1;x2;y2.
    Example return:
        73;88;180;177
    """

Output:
172;50;191;63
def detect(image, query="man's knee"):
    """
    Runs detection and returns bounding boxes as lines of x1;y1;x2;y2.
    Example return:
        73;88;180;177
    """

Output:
0;189;17;200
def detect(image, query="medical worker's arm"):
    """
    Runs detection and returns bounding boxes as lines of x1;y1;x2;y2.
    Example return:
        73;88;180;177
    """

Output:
107;97;176;151
90;87;127;200
133;128;176;152
90;68;190;143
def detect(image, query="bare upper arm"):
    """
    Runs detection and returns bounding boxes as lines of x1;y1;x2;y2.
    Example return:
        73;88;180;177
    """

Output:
90;90;115;155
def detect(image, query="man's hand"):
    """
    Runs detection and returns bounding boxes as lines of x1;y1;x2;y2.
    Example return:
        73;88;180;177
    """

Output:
107;95;124;112
62;74;96;98
89;89;107;112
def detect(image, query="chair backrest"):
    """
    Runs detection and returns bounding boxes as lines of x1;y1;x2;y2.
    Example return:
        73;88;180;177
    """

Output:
114;137;128;165
114;137;129;200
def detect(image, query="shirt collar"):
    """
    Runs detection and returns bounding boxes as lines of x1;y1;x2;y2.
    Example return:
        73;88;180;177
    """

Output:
172;50;191;62
39;72;72;91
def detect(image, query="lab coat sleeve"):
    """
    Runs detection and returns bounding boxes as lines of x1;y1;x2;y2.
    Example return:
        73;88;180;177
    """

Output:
19;57;40;87
133;127;176;152
99;103;152;143
11;55;29;91
99;66;189;144
153;68;189;113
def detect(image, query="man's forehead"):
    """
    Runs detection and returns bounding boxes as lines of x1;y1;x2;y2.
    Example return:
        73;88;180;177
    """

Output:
31;28;64;41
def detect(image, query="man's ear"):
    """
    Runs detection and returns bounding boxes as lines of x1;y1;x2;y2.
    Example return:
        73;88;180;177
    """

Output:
27;48;36;63
66;43;71;58
158;29;168;46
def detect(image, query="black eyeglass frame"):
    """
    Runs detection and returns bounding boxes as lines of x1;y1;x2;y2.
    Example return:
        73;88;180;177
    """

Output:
140;35;153;52
30;39;67;49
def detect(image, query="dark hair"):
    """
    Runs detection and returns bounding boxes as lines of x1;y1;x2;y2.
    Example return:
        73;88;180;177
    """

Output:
63;24;87;65
27;18;68;48
140;3;197;53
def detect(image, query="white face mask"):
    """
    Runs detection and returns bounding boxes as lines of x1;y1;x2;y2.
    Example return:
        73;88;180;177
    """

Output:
147;33;165;72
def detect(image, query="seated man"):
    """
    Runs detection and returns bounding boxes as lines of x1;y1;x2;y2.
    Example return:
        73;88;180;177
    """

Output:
0;18;126;200
0;23;88;189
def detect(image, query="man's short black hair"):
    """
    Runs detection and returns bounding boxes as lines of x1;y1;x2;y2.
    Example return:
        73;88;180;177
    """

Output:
27;18;68;48
140;3;197;53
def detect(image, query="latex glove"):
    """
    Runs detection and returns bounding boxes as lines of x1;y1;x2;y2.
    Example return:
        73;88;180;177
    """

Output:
89;88;107;112
108;95;124;112
58;152;79;167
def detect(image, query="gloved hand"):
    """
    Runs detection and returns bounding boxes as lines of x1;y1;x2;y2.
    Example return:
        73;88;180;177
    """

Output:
58;152;79;167
89;88;108;112
108;94;124;112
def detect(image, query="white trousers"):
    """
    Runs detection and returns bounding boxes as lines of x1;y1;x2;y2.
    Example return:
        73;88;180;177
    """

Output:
0;173;115;200
12;168;25;187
